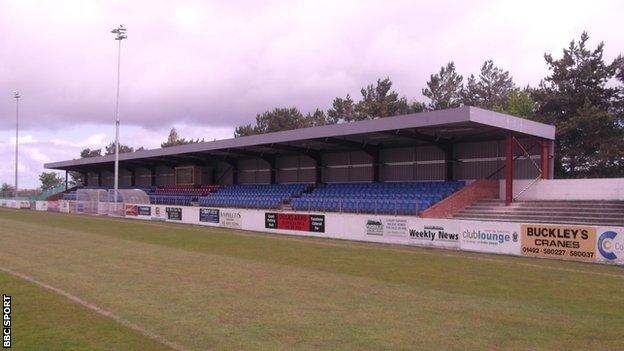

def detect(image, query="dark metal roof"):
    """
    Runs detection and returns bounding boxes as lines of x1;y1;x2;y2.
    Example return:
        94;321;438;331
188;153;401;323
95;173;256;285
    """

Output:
44;106;555;171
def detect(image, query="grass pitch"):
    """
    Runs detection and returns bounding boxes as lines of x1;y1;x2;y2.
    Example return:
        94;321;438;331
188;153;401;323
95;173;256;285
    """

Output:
0;208;623;350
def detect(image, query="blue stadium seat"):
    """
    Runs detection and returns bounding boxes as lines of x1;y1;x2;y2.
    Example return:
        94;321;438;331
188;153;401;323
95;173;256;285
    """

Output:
289;181;464;215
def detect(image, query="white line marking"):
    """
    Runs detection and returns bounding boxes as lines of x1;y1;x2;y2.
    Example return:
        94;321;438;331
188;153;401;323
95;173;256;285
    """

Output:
4;208;624;279
92;215;624;279
0;266;190;351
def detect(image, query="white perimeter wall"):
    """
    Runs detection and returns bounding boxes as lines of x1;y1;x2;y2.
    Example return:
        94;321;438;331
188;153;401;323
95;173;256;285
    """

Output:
118;203;622;266
500;178;624;201
2;199;621;266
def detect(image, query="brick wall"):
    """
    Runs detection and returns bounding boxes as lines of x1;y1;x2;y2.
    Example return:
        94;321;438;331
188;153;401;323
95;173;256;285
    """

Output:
421;180;499;218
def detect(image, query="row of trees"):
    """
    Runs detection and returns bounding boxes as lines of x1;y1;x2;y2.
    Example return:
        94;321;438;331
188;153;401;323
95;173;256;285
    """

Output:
233;59;533;137
2;173;64;195
79;127;202;160
234;32;623;178
67;128;202;186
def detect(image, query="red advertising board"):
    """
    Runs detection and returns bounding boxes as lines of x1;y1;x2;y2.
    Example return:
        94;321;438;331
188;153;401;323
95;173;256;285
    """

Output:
276;213;310;231
125;204;138;216
265;212;325;233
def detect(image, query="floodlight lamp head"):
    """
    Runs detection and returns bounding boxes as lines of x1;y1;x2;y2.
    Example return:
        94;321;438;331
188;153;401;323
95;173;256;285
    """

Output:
111;25;127;40
12;91;20;99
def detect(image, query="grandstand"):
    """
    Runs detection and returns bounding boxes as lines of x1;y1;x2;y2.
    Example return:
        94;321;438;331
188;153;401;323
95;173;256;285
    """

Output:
47;106;556;217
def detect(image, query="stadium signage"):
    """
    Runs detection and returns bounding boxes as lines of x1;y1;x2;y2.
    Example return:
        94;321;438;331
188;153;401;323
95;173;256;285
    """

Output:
199;208;220;223
462;229;515;244
521;224;596;262
596;229;624;263
410;225;459;242
151;206;166;221
36;201;48;211
365;219;384;236
47;201;60;212
59;200;70;213
459;222;520;254
220;210;242;229
265;213;325;233
365;218;408;237
138;206;151;216
125;205;138;216
166;207;183;221
408;222;460;248
385;218;408;237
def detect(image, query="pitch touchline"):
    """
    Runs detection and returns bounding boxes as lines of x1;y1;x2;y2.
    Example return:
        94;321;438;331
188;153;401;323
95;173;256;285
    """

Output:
97;215;624;279
4;212;623;280
0;266;192;351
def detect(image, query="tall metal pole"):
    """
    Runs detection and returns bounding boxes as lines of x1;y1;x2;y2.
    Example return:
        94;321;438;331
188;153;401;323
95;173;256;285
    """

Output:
13;91;20;199
114;38;121;202
111;25;126;204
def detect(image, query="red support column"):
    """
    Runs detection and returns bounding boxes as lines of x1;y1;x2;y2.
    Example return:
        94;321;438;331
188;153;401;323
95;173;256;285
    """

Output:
505;132;514;206
540;139;550;179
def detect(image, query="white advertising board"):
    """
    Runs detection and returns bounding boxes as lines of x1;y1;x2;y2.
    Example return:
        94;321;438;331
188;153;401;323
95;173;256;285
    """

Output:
595;226;624;265
35;201;48;211
407;219;461;249
459;220;521;255
219;209;243;229
0;200;17;208
114;204;622;266
59;200;70;213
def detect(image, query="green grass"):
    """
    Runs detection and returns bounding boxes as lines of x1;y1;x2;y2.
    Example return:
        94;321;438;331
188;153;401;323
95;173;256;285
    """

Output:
0;271;170;351
0;207;623;350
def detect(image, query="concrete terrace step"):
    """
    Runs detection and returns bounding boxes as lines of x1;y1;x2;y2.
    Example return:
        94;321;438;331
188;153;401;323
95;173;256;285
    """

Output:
454;212;624;221
477;199;624;204
465;205;624;212
452;199;624;226
473;201;624;208
473;202;624;209
457;210;624;219
469;204;624;211
453;215;624;226
453;214;624;225
454;210;624;219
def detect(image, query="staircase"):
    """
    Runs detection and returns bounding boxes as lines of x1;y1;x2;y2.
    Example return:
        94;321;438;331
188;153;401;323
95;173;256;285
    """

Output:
453;199;624;226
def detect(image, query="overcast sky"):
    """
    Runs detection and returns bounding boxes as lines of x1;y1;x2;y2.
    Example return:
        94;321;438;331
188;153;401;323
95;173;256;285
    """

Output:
1;0;623;188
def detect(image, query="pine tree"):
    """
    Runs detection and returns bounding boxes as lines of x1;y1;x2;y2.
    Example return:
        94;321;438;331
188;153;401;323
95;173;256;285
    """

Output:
422;62;464;110
462;60;515;109
327;95;357;123
532;32;624;177
354;78;412;119
161;128;202;146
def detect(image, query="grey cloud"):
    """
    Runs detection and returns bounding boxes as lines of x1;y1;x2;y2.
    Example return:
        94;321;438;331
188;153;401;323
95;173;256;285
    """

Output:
1;0;623;132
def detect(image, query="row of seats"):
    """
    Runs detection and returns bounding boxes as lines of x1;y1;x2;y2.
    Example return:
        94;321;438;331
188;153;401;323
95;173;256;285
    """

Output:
150;194;193;206
64;181;465;215
290;181;465;214
154;185;219;196
197;184;310;209
62;192;77;200
290;197;424;215
198;196;286;209
215;184;309;196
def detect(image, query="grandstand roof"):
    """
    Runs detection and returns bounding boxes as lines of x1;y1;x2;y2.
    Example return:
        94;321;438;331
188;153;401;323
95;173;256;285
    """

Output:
45;106;555;171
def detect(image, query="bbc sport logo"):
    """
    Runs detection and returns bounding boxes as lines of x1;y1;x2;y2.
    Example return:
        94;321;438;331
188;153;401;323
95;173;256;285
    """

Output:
598;231;618;260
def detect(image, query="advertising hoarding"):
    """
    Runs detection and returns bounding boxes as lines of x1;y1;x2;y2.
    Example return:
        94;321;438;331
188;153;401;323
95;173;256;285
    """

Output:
521;224;596;262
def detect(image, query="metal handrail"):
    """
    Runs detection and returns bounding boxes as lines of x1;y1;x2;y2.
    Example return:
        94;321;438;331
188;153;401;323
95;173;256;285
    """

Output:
512;136;543;201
